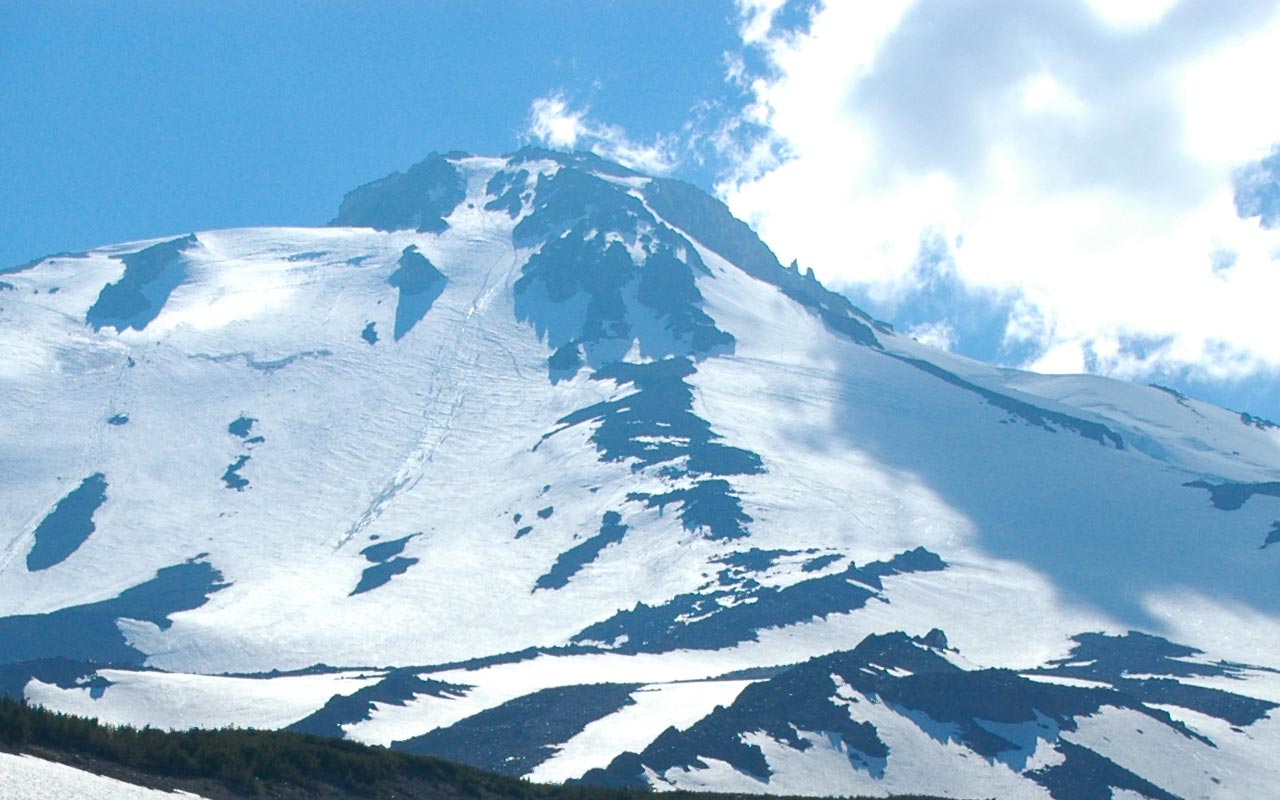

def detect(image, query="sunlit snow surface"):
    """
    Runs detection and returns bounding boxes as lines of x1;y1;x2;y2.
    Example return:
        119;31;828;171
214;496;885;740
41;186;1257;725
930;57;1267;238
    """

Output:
1;150;1278;799
0;752;209;800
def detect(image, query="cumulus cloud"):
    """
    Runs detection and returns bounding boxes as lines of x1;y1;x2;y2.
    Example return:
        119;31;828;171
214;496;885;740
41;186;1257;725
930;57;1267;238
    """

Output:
527;93;681;175
718;0;1280;392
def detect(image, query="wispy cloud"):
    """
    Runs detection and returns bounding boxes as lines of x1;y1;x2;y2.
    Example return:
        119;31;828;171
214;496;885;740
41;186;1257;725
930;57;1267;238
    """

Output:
526;93;681;175
717;0;1280;396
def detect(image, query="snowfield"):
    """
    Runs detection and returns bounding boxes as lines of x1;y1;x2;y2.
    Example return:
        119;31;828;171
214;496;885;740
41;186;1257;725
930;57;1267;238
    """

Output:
1;149;1277;799
0;752;209;800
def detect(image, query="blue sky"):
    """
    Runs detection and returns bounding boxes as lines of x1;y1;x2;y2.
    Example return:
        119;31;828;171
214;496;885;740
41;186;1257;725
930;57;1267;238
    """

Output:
0;0;740;266
4;0;1280;420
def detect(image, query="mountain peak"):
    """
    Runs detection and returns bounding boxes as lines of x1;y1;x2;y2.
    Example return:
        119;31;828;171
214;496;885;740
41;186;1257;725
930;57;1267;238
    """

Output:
1;148;1278;800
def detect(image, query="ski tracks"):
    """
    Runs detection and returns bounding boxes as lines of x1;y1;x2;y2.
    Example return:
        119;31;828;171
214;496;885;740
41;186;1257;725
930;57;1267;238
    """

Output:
337;231;520;549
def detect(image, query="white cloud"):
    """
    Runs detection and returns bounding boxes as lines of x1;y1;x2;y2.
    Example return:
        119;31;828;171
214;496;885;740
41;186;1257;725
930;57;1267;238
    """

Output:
906;320;958;351
1082;0;1180;29
737;0;791;45
528;94;587;150
719;0;1280;389
526;93;681;175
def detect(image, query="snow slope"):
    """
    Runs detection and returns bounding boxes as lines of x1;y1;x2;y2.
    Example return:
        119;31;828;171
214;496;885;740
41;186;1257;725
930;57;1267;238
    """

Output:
0;752;209;800
1;148;1278;800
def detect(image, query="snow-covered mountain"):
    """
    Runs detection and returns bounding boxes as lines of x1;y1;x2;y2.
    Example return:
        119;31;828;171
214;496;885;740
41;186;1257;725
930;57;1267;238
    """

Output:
2;149;1279;800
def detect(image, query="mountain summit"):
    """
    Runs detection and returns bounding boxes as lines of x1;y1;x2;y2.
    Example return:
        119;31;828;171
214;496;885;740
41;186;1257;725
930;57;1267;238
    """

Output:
2;149;1278;799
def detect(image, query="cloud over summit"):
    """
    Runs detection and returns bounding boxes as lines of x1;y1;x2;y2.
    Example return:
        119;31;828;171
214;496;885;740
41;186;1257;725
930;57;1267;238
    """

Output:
519;0;1280;417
